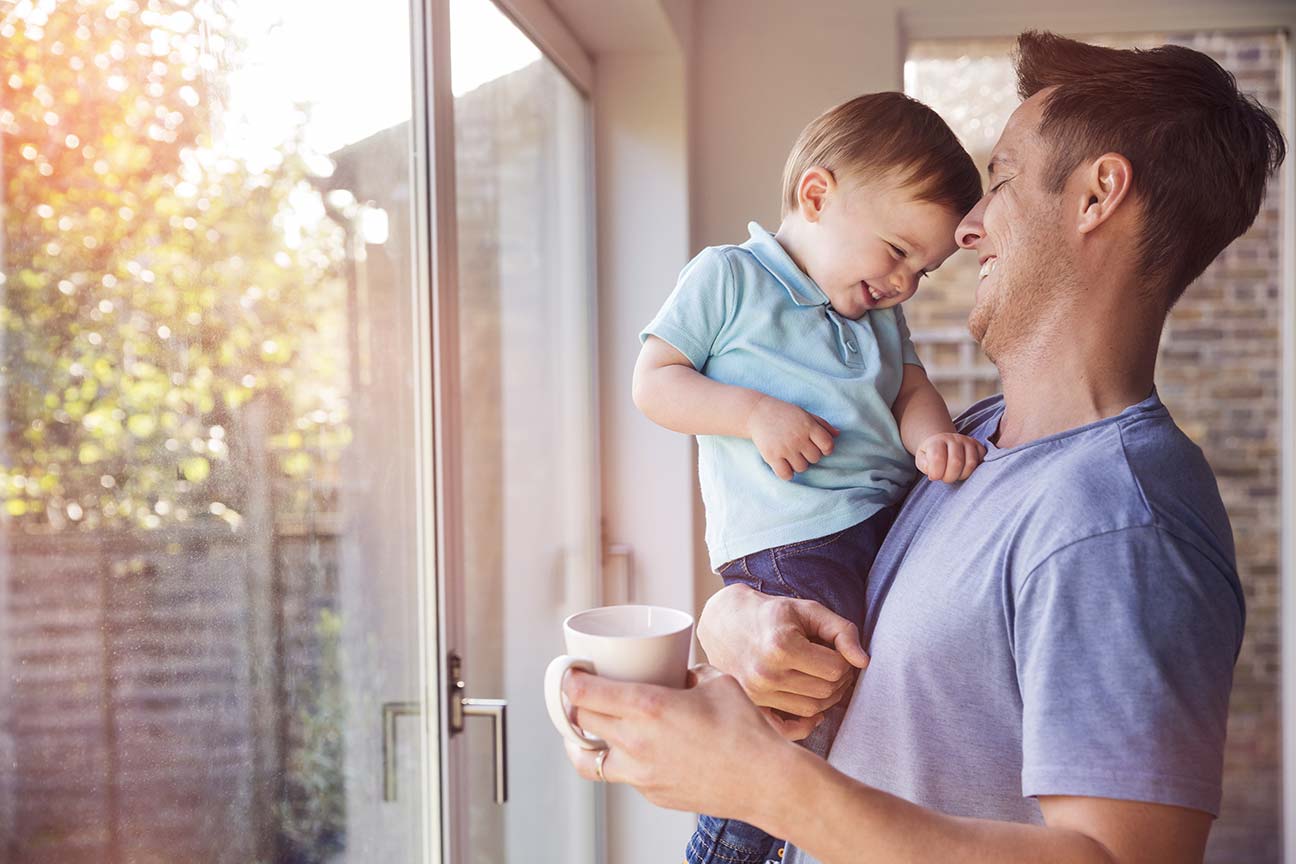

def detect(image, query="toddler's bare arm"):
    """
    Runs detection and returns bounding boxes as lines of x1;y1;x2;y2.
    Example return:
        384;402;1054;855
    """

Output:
892;364;984;483
634;336;838;480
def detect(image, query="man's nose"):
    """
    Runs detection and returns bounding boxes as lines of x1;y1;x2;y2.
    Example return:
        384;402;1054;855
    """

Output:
956;197;987;249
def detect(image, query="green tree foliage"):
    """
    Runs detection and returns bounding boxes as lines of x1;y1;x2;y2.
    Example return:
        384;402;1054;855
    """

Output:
1;0;351;532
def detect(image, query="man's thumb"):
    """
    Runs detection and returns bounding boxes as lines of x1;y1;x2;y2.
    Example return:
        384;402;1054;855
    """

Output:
800;601;870;669
834;630;870;669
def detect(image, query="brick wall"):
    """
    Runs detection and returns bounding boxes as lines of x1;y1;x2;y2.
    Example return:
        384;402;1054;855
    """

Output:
906;31;1286;862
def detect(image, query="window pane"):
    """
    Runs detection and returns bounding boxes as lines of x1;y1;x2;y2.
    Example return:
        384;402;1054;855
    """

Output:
1;1;427;861
450;0;598;860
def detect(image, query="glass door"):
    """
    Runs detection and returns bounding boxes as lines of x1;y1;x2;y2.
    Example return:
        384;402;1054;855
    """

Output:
0;0;436;861
435;0;601;862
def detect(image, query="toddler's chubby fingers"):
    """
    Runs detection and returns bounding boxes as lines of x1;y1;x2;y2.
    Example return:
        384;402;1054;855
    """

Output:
941;442;966;483
772;458;794;481
922;442;948;481
808;424;835;457
959;439;983;480
809;413;840;438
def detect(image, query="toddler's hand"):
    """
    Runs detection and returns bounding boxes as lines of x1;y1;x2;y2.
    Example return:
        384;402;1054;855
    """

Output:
745;395;839;481
915;432;985;483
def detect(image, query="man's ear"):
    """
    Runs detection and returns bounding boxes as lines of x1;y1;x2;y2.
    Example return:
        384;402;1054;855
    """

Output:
797;166;836;223
1077;153;1132;235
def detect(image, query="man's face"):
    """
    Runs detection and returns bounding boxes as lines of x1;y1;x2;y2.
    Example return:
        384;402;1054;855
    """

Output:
955;91;1073;362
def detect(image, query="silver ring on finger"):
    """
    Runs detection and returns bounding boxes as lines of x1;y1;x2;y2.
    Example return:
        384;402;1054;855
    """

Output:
594;747;609;783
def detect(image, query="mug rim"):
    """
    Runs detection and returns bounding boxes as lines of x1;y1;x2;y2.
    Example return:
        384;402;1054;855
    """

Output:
562;604;694;640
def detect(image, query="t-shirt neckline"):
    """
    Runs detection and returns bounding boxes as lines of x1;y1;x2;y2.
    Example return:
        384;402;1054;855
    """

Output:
979;389;1164;462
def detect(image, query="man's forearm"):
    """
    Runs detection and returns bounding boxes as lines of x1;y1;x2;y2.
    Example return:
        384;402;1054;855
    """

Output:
757;747;1117;864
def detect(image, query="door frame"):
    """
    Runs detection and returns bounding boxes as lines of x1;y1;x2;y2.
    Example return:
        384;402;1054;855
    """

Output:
412;0;602;861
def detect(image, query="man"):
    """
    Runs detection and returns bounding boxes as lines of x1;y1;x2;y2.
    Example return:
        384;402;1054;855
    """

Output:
561;31;1285;863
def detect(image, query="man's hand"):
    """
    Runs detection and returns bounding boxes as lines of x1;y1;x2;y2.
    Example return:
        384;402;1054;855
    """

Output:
563;664;798;819
915;432;985;483
697;584;868;739
744;395;839;481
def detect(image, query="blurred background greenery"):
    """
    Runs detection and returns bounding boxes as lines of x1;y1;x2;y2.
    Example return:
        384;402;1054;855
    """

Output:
2;0;351;535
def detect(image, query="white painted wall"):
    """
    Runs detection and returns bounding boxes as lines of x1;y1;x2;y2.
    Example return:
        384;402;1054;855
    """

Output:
594;49;701;864
693;0;902;248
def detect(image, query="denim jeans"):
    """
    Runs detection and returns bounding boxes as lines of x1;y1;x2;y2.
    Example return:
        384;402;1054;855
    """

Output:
684;506;896;864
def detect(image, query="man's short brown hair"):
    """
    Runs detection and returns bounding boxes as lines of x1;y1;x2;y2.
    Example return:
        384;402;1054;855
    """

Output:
1015;30;1286;308
780;92;982;219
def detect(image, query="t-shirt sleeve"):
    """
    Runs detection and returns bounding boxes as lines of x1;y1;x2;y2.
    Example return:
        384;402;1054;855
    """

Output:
1014;526;1244;815
894;304;922;368
639;247;734;371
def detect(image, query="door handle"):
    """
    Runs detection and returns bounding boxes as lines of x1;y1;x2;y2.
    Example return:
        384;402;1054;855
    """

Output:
448;652;508;804
381;701;420;802
461;698;508;803
381;689;508;804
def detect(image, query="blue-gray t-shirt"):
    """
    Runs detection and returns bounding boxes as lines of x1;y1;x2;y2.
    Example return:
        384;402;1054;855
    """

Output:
784;391;1244;864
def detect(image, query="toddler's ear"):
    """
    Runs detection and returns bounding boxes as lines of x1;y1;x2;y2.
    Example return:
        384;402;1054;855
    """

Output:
797;166;835;222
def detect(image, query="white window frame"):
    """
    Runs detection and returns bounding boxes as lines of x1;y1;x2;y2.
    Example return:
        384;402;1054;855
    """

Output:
413;0;599;862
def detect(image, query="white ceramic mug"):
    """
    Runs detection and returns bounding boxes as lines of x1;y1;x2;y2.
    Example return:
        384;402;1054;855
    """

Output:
544;604;694;750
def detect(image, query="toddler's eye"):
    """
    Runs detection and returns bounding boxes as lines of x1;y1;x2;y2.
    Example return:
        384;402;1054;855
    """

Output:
888;242;907;259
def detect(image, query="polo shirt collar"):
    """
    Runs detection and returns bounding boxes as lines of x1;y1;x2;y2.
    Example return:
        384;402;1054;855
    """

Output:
744;222;829;308
744;222;864;368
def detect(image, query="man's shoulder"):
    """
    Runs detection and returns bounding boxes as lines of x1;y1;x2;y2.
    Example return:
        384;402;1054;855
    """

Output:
1110;403;1236;570
1058;409;1232;575
959;395;1235;578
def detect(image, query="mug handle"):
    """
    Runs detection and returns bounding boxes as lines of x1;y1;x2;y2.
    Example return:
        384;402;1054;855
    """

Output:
543;655;607;750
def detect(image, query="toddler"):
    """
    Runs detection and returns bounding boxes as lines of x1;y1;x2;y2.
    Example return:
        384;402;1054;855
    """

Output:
634;93;985;864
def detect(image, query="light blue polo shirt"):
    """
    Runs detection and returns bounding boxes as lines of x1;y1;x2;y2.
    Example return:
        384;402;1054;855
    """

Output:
641;222;922;569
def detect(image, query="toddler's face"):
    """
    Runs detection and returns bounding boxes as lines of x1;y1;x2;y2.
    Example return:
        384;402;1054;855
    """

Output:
803;174;963;320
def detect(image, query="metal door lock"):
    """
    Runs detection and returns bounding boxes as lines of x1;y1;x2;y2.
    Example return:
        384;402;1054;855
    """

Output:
379;653;508;805
448;652;508;804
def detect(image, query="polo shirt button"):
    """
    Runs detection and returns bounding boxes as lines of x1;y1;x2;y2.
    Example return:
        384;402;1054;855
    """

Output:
847;341;857;352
